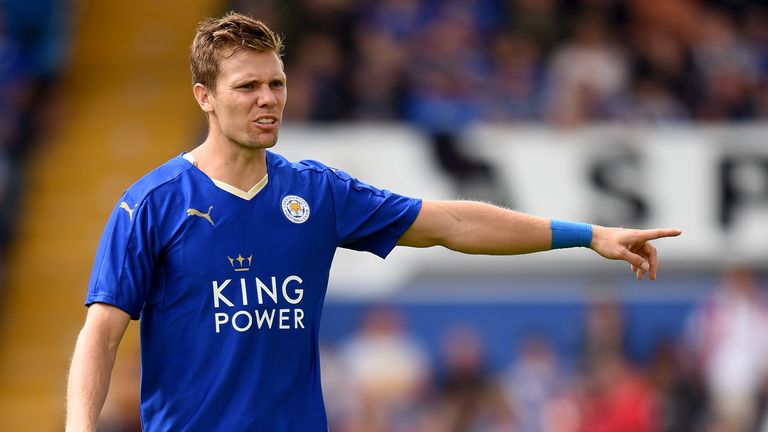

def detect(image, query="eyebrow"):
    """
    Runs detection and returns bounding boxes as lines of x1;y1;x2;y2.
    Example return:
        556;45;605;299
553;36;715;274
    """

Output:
230;76;286;87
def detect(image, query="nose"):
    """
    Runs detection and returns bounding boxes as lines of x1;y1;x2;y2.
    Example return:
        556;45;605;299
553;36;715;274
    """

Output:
256;84;278;107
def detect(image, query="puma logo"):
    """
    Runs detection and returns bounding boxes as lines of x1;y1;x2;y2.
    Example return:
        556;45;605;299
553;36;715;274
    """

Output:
119;202;137;220
187;206;214;226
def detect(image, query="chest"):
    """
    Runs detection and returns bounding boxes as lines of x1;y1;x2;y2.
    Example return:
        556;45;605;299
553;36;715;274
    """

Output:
160;185;337;285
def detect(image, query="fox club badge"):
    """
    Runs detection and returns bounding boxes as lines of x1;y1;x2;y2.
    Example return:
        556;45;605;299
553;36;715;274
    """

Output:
281;195;310;224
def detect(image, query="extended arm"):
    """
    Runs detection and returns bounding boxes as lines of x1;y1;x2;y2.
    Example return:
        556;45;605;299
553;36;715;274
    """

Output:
66;303;131;432
397;200;681;280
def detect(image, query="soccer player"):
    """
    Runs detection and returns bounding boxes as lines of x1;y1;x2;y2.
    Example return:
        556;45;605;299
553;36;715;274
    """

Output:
65;12;681;432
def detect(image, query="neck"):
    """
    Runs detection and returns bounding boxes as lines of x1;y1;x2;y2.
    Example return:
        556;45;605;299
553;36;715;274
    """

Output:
189;134;268;192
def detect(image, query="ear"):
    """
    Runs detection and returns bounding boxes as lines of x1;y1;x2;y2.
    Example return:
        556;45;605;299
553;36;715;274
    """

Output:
193;83;215;114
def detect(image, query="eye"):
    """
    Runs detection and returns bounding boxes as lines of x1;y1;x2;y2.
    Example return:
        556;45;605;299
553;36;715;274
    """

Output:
239;83;254;90
270;80;285;89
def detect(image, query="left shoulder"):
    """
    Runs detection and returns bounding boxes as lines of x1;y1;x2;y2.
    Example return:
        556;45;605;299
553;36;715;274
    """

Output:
268;151;355;187
267;151;389;196
269;151;336;177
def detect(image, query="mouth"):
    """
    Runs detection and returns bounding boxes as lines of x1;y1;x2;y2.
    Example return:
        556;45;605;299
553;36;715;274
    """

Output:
253;115;279;130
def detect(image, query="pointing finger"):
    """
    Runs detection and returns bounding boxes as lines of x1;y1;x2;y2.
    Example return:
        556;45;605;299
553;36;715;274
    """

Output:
637;229;682;242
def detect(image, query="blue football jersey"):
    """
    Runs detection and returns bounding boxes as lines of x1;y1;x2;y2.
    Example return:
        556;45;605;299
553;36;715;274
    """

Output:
86;151;422;431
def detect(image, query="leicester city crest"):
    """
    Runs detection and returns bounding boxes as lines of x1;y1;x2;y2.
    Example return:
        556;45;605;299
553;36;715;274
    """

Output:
281;195;310;224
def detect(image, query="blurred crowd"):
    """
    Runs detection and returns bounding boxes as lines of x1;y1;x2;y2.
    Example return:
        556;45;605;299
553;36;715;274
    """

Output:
233;0;768;125
0;0;70;281
316;267;768;432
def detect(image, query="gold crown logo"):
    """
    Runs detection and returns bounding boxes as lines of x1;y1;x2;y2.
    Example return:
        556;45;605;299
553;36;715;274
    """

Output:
227;254;253;272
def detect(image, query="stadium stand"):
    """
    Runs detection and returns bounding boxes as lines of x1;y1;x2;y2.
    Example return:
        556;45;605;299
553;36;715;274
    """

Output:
0;0;218;429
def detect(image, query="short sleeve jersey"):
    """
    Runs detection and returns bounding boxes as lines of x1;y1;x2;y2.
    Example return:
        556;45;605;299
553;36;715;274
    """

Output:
86;151;422;431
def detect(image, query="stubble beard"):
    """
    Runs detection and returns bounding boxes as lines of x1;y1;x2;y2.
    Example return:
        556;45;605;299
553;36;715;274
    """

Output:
216;118;279;151
232;130;278;150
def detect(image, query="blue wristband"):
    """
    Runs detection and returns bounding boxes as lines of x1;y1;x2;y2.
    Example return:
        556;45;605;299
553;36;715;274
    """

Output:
550;220;593;249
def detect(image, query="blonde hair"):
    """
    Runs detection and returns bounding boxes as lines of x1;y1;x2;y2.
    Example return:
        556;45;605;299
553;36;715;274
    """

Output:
190;11;283;91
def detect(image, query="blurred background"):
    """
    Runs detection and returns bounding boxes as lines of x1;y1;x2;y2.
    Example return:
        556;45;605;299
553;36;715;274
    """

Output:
0;0;767;430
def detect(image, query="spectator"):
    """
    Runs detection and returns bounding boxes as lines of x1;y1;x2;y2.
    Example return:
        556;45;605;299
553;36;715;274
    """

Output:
502;335;569;432
502;0;563;55
485;32;545;122
691;8;761;120
685;266;768;432
625;74;690;123
288;32;347;121
576;300;660;432
545;11;630;126
432;326;513;432
0;0;69;262
339;305;429;431
0;7;29;255
347;25;408;120
627;23;695;121
577;350;659;432
647;341;706;432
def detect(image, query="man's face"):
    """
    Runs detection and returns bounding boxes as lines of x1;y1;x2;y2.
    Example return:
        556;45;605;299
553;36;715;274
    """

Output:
208;49;287;149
